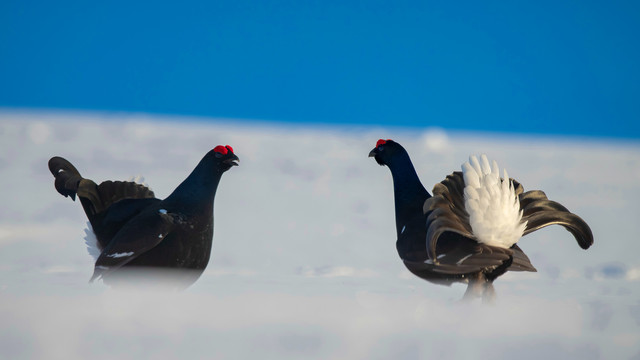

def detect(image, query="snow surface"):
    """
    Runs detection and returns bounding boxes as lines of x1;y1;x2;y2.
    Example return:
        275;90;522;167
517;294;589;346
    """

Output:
1;111;639;359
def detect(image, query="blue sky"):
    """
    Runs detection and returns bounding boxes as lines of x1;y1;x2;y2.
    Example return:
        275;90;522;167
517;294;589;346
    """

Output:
1;1;638;138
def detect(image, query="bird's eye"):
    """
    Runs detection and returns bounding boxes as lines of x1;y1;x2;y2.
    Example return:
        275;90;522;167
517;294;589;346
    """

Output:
215;152;223;158
378;145;384;151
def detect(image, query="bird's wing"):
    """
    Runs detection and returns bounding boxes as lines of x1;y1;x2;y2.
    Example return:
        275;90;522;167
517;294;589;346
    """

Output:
402;242;514;285
509;244;537;272
423;233;514;275
90;197;162;249
519;190;594;249
100;198;163;229
90;209;180;282
424;172;475;262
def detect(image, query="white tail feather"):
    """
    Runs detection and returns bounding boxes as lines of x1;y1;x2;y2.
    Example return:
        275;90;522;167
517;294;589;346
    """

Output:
84;222;102;261
462;155;527;248
128;175;151;190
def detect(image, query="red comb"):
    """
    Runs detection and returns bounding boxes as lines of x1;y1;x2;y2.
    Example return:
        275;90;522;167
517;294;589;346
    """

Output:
377;139;392;147
213;145;228;155
225;145;234;153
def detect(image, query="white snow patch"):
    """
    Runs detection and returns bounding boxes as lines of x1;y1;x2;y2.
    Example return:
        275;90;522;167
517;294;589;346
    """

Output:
330;223;345;237
43;265;77;274
421;127;450;153
208;268;258;277
2;112;639;359
613;333;640;347
300;266;378;278
626;267;640;281
27;121;51;144
462;154;527;248
0;227;14;243
560;267;582;280
0;223;79;245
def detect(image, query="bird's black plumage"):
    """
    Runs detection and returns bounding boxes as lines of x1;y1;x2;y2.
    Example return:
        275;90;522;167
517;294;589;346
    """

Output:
48;145;239;288
369;139;594;301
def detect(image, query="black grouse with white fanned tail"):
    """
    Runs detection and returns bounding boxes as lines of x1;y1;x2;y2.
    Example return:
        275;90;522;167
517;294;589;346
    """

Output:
48;145;239;288
369;139;593;301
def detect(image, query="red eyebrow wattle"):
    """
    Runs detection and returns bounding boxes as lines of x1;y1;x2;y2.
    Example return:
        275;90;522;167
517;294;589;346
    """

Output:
376;139;390;147
225;145;234;153
213;145;228;155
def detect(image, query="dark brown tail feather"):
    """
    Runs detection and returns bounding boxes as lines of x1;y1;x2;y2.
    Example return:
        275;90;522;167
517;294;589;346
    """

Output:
48;156;83;200
425;173;594;260
49;156;156;222
520;191;594;250
509;244;537;272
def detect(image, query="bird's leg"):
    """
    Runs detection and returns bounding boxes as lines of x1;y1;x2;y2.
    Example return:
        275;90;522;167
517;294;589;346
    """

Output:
462;273;496;303
482;282;496;304
462;272;486;301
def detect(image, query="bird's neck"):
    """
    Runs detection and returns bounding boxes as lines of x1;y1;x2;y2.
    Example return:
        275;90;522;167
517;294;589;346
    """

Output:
165;158;221;213
387;154;431;237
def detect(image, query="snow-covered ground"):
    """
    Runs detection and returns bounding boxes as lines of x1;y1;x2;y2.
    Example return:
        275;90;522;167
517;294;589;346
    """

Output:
1;110;639;359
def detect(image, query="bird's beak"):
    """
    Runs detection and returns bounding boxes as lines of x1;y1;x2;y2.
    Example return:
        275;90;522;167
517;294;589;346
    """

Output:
368;148;377;158
224;154;240;166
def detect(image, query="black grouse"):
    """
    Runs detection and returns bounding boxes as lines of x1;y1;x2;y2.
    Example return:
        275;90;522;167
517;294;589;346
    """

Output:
369;139;593;301
48;145;239;288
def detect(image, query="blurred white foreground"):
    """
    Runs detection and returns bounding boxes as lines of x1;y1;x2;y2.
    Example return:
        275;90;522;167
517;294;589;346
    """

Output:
1;111;639;359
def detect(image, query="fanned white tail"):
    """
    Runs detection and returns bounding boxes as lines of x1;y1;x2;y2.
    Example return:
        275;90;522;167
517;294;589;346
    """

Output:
462;155;527;248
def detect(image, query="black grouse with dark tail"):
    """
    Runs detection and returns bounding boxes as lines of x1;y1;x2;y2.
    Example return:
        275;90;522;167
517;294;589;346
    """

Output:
48;145;239;288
